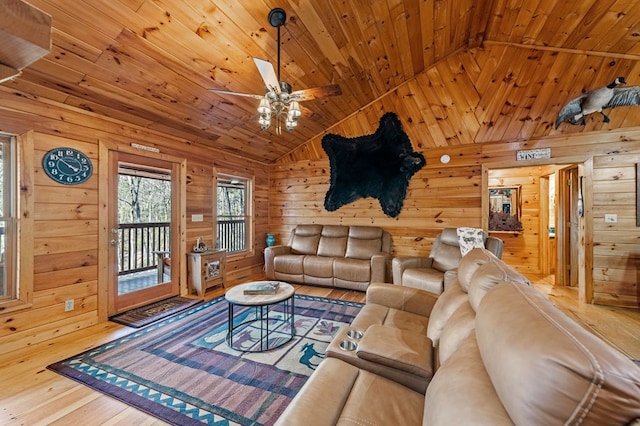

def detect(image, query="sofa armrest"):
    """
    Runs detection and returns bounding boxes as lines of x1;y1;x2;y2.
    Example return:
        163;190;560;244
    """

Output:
366;282;439;317
392;256;434;284
370;252;389;283
264;245;291;279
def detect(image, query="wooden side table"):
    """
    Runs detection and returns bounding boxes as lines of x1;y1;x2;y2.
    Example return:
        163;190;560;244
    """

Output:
187;250;226;296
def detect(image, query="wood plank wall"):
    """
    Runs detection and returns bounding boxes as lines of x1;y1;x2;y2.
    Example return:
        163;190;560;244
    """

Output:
270;45;640;308
592;153;640;307
0;88;269;355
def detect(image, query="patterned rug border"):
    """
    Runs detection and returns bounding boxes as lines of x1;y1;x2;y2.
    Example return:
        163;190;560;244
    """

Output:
47;294;363;425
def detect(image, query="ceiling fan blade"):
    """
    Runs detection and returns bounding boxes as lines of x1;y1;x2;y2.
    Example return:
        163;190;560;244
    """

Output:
208;89;264;100
290;84;342;102
254;57;281;94
299;104;321;119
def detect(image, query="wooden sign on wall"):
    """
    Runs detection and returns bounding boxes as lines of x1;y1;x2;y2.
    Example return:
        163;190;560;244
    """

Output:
516;148;551;161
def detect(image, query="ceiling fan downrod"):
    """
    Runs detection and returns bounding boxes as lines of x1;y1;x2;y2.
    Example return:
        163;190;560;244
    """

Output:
260;8;300;134
268;7;286;82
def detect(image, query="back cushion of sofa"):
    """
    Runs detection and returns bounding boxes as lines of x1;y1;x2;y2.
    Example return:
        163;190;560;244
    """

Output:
317;225;348;257
476;282;640;425
437;301;477;366
424;334;513;425
429;229;460;272
456;248;498;292
467;260;530;311
290;224;322;255
346;226;383;260
426;280;468;344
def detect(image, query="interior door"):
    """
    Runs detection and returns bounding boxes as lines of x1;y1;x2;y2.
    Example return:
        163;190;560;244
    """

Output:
107;150;181;315
556;166;580;287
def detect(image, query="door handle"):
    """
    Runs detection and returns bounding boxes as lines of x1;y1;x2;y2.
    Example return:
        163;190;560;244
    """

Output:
110;239;118;246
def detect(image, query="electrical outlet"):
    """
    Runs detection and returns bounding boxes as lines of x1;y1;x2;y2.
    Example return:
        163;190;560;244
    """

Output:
604;214;617;223
64;299;74;312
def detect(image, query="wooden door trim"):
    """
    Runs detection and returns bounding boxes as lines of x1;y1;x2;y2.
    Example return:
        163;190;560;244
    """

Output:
539;175;550;275
98;141;187;320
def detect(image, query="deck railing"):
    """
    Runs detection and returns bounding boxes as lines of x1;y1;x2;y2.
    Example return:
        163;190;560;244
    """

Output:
217;218;247;253
118;219;246;275
118;222;170;275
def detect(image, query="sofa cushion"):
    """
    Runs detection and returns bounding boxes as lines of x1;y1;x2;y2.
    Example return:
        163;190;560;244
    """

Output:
317;225;348;257
468;258;530;311
273;254;304;275
275;357;424;426
430;228;464;272
290;224;322;254
436;301;476;366
356;325;433;378
365;283;439;318
401;267;444;293
346;226;383;259
351;303;429;335
302;255;334;278
456;247;497;292
424;334;513;425
426;280;468;344
477;282;640;425
334;258;371;282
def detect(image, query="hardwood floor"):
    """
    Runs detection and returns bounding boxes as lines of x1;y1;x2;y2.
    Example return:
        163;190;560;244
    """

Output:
0;280;638;425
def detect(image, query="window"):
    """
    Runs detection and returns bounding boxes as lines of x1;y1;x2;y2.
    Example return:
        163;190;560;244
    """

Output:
216;174;251;254
0;134;15;300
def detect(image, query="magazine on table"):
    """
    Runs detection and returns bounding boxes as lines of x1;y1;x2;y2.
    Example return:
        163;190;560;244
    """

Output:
243;282;280;295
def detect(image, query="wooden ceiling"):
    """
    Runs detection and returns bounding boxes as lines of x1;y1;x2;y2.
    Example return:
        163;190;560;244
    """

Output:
3;0;640;163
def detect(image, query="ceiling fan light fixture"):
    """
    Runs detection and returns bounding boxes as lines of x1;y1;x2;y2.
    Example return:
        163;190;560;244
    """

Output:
285;118;298;131
257;98;271;114
209;7;341;136
259;115;271;129
288;101;302;118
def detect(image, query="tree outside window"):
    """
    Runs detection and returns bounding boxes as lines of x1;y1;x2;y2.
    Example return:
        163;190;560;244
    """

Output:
217;175;250;253
0;135;15;299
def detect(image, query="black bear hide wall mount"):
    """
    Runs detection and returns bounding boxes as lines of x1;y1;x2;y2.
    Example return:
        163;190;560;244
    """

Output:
322;112;426;218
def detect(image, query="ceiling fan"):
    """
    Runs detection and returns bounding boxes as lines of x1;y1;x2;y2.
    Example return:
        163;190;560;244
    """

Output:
209;8;342;135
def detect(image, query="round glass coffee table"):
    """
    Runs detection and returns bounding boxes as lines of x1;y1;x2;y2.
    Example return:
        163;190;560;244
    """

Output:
225;281;295;352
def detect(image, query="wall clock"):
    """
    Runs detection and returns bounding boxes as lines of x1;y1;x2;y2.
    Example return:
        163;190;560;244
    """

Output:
42;147;93;185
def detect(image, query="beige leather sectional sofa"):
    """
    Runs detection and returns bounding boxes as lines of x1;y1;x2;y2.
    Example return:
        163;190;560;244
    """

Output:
276;248;640;425
264;224;392;291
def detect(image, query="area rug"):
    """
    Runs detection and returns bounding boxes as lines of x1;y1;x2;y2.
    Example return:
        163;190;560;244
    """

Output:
109;296;202;328
48;295;362;425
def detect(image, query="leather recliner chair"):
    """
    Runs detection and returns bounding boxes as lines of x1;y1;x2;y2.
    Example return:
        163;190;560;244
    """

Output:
392;228;503;294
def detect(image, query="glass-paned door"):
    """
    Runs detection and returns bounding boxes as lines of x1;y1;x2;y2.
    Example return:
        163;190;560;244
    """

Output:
108;151;180;315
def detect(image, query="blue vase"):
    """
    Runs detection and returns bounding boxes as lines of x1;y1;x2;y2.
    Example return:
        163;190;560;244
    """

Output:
266;233;275;247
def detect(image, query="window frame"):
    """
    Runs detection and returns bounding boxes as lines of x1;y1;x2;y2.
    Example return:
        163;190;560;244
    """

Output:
215;170;254;258
0;131;34;313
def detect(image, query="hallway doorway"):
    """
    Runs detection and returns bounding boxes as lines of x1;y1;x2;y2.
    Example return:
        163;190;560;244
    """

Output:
487;163;584;292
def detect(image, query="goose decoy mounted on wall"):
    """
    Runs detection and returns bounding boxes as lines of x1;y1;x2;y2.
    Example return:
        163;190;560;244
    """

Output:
555;77;640;129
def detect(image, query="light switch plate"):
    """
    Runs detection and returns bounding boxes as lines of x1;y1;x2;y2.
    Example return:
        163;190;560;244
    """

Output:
192;214;204;222
64;299;74;311
604;214;617;223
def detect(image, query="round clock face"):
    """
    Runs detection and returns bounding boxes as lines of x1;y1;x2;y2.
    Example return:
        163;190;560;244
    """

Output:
42;147;94;185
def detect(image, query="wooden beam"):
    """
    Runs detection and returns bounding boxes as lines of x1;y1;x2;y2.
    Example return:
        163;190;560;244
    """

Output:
0;0;52;70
